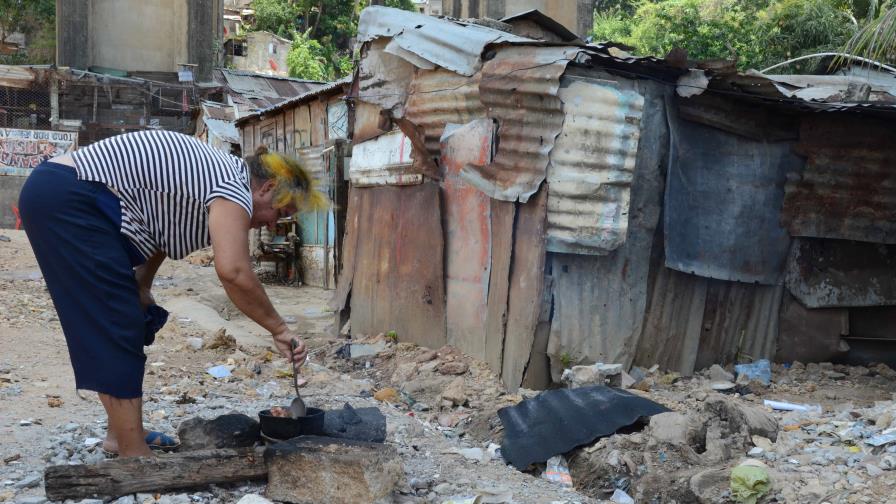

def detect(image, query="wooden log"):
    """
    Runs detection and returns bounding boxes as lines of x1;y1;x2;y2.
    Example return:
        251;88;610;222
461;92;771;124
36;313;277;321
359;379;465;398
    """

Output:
44;448;267;501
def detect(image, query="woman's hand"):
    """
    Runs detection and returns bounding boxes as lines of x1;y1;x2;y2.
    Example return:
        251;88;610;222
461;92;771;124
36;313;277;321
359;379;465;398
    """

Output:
272;328;308;366
139;287;155;309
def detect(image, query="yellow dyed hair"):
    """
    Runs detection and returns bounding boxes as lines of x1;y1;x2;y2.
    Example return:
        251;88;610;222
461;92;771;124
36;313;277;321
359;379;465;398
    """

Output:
246;147;329;212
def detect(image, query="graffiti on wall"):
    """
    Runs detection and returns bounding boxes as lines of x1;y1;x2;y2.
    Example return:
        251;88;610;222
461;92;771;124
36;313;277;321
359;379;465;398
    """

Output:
0;128;78;176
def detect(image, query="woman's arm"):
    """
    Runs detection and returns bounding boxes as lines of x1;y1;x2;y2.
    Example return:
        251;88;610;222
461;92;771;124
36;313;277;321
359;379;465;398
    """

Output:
135;251;165;308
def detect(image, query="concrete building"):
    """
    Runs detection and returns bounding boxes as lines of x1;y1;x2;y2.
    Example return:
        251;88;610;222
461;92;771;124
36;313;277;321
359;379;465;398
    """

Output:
412;0;444;15
228;31;292;77
441;0;594;37
56;0;224;81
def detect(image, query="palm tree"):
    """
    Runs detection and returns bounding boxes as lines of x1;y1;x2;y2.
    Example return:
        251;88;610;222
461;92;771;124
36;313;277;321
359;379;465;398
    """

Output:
841;0;896;65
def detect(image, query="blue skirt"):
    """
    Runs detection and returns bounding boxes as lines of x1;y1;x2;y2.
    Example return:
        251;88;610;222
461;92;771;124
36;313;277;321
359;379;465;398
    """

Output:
19;161;150;398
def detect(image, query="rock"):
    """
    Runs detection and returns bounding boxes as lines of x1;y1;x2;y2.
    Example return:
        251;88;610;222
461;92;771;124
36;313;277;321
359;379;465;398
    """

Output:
649;412;691;446
206;328;236;350
14;474;41;489
235;495;274;504
73;500;104;504
437;361;469;375
826;371;847;380
373;388;400;404
441;377;466;406
752;435;774;451
866;464;884;477
265;437;402;504
690;468;733;504
408;477;432;491
620;371;636;388
882;455;896;470
186;337;204;350
156;495;191;504
705;396;778;441
561;363;623;388
709;364;734;383
177;413;261;451
391;362;418;384
135;493;156;503
350;341;387;360
414;350;438;363
874;363;896;378
16;497;48;504
111;495;136;504
432;483;452;495
748;447;764;456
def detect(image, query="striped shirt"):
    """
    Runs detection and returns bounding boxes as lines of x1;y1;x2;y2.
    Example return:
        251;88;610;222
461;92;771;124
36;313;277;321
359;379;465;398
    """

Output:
72;130;253;260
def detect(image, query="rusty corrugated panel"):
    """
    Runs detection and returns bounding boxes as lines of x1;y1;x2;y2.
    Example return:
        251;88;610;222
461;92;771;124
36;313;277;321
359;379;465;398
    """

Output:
694;280;783;371
546;74;644;255
441;120;494;359
404;69;485;160
462;45;581;203
502;186;547;391
545;83;668;377
783;115;896;244
785;238;896;308
356;6;529;77
665;119;800;285
348;182;447;350
634;266;708;375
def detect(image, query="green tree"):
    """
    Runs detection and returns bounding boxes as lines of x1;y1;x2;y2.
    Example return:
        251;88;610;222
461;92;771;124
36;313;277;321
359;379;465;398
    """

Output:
0;0;55;64
286;29;330;80
841;0;896;64
593;0;860;71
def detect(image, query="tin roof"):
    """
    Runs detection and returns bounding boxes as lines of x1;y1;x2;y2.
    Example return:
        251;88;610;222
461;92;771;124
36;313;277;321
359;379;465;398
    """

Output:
219;69;326;109
234;77;351;126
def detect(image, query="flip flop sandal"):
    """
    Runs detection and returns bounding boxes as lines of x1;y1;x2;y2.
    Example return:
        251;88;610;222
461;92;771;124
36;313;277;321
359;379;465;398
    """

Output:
101;431;180;457
145;431;180;452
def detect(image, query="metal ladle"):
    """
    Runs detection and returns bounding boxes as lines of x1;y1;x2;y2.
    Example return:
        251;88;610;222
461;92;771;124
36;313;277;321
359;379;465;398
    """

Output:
287;339;307;418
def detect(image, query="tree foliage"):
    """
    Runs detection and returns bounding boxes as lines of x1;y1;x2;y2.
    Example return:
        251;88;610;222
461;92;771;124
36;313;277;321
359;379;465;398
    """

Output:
594;0;860;71
842;0;896;64
251;0;415;80
0;0;55;64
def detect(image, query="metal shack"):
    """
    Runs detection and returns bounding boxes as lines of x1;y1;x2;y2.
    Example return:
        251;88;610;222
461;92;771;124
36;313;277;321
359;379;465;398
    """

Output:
332;6;896;391
234;78;352;289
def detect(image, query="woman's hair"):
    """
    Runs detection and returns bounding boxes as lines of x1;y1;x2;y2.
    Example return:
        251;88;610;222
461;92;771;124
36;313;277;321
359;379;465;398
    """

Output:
244;146;328;212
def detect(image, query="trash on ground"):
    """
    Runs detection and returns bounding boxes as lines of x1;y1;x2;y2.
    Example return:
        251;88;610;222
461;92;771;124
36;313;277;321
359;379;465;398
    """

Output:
541;455;573;487
206;365;232;379
735;360;772;385
498;385;669;470
763;399;822;413
730;460;771;504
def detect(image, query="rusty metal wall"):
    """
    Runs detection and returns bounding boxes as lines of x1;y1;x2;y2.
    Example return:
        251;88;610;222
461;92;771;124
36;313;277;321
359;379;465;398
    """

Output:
404;69;486;162
545;83;668;375
694;280;783;371
462;46;581;203
665;119;801;285
783;115;896;244
785;238;896;308
546;73;644;255
346;182;448;349
441;120;495;359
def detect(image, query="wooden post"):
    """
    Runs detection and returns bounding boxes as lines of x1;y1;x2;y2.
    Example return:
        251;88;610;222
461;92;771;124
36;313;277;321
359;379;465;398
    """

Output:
44;448;267;501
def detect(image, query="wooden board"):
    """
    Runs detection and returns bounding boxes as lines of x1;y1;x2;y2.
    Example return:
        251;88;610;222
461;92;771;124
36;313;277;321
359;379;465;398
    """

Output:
330;186;361;313
483;199;515;375
310;99;326;146
349;182;447;349
44;448;266;501
501;186;548;390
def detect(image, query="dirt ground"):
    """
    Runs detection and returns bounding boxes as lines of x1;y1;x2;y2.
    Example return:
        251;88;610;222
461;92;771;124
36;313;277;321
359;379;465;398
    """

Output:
2;228;896;504
0;230;591;504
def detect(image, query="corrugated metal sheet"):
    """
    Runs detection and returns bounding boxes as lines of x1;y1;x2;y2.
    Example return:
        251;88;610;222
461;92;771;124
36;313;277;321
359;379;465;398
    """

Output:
546;74;644;255
201;101;236;121
204;118;240;145
441;120;494;359
634;266;708;375
782;115;896;244
357;39;416;113
348;182;447;350
404;69;486;161
545;84;668;376
356;6;529;77
349;129;422;187
461;45;581;203
235;77;350;126
695;280;783;370
296;144;327;185
665;119;800;285
785;238;896;308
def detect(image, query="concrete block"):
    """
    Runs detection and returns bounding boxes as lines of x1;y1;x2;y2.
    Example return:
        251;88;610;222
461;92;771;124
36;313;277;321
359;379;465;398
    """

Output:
265;436;402;504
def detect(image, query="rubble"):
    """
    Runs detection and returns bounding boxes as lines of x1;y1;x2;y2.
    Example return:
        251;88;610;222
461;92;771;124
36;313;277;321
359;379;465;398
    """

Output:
176;414;261;451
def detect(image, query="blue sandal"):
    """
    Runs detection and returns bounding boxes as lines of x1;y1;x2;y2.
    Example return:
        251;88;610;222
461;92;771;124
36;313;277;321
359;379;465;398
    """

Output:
145;431;180;451
102;431;180;458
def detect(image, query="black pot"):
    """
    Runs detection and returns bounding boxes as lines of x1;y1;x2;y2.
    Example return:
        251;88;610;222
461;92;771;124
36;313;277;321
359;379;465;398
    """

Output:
258;407;325;440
